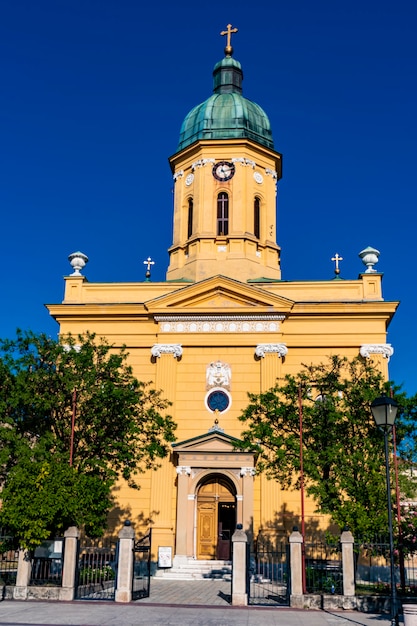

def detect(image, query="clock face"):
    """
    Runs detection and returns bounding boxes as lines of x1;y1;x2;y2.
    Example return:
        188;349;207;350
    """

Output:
213;161;235;182
206;389;231;413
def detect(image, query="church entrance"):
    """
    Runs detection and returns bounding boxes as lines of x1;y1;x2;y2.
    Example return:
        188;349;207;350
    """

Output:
196;476;236;560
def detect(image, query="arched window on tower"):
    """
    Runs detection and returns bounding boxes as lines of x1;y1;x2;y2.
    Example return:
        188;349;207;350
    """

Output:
217;192;229;236
254;196;260;239
187;198;193;239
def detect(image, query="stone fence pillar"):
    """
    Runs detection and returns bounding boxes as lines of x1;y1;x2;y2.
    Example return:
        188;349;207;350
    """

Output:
232;524;248;606
289;527;304;606
61;526;80;601
115;520;135;603
340;528;355;597
13;549;32;599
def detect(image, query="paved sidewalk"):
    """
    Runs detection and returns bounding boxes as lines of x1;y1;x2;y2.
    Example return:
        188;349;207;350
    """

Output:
0;580;400;625
0;600;398;626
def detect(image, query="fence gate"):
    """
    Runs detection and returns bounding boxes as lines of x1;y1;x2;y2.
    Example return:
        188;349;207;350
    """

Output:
76;539;118;601
132;528;152;600
247;540;289;605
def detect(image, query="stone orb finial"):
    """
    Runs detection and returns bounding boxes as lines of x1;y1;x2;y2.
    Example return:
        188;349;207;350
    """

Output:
68;251;88;276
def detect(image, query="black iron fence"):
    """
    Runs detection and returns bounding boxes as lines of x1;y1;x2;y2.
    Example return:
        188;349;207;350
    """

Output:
0;535;18;587
132;528;152;600
304;537;342;594
30;538;64;586
354;536;417;597
247;539;289;605
76;538;118;601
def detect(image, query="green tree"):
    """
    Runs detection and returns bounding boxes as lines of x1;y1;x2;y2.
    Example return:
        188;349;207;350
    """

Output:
238;355;416;538
0;330;176;548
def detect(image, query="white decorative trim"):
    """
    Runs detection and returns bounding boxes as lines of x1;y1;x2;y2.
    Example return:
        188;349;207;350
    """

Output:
255;343;288;358
155;315;285;334
265;168;278;180
151;344;183;359
188;494;196;500
173;170;184;181
231;157;256;168
176;466;191;476
240;467;256;477
191;158;215;170
236;495;243;501
360;344;394;362
217;245;227;252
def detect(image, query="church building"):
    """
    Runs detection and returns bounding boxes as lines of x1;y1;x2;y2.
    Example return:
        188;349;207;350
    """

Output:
47;26;398;566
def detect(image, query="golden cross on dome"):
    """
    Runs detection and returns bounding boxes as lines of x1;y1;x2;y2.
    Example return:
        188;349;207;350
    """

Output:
331;253;343;276
220;23;238;56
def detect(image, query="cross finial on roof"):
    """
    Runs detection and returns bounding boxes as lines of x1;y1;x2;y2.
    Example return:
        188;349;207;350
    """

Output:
220;23;238;57
331;253;343;276
143;256;155;281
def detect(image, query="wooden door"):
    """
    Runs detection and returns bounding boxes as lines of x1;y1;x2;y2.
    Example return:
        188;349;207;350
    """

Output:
197;477;235;560
197;501;216;559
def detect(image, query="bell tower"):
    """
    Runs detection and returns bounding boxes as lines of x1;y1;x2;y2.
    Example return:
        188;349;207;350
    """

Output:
166;26;282;283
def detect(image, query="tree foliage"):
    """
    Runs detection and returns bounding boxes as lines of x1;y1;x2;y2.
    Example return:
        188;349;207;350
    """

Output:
0;330;176;547
238;355;416;538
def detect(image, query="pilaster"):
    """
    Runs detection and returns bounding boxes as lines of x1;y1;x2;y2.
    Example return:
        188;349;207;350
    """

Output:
255;343;288;391
149;344;182;550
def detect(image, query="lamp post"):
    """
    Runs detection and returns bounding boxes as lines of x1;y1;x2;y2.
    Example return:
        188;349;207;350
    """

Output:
370;394;399;626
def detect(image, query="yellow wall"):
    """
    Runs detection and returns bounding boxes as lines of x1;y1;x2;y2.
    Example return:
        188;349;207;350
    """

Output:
48;270;397;551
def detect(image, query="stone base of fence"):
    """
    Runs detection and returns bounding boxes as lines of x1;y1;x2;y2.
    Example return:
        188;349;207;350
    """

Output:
11;585;75;601
290;593;396;613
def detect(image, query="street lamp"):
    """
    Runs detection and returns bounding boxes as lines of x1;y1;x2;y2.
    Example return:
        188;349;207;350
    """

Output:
370;394;399;626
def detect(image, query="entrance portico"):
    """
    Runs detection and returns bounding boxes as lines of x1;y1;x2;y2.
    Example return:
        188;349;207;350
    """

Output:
172;428;256;564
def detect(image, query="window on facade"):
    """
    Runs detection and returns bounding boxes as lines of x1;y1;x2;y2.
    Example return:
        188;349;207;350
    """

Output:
254;197;260;239
187;198;193;239
217;192;229;236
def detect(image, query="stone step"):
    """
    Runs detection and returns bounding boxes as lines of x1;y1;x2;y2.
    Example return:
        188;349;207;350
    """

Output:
154;559;232;581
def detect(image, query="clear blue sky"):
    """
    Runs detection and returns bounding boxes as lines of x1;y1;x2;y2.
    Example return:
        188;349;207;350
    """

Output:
1;1;416;393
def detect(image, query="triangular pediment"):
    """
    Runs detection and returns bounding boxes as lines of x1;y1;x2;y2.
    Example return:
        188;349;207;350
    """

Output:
146;275;294;314
172;429;242;454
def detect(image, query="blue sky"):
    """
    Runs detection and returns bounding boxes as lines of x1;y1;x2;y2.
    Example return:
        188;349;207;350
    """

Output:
1;0;416;393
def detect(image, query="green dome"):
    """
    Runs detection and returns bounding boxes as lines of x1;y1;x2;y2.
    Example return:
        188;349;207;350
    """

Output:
177;55;274;152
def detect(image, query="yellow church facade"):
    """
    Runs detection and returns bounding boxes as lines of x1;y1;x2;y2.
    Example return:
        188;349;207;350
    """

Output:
47;27;398;564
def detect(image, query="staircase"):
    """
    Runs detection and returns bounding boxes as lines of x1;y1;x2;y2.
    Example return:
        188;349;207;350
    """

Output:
153;558;232;581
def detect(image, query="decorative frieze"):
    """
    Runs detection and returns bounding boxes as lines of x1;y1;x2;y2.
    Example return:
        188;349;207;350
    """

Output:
360;344;394;362
155;315;285;334
151;344;183;359
255;343;288;358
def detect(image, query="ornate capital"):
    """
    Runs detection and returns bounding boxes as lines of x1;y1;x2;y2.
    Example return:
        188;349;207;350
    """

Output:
255;343;288;358
176;466;191;476
151;344;183;359
360;344;394;362
240;467;256;477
